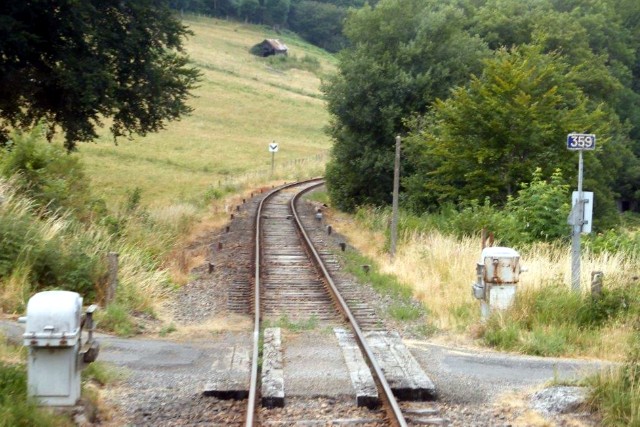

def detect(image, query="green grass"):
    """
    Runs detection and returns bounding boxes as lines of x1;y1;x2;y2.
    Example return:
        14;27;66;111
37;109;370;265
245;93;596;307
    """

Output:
95;303;137;337
586;329;640;426
343;250;412;301
304;189;331;205
482;284;639;357
159;323;178;337
341;249;430;323
588;364;640;426
264;315;319;332
82;361;128;387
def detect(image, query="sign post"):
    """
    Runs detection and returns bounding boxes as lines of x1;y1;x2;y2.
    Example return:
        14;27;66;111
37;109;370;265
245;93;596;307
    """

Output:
269;141;279;176
566;133;596;292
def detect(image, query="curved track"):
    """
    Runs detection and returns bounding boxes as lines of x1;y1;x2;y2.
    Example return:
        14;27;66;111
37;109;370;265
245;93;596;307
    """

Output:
245;179;409;426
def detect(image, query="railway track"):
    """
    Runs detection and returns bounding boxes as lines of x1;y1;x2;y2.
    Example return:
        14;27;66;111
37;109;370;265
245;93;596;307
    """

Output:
205;180;441;426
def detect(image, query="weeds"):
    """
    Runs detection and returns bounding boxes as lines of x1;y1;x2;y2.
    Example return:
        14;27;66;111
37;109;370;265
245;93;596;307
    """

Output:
159;323;178;337
482;284;639;357
82;361;127;387
264;315;319;332
95;304;136;336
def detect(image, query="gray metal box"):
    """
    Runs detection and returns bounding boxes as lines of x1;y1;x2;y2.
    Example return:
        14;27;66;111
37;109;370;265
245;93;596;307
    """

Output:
23;291;83;406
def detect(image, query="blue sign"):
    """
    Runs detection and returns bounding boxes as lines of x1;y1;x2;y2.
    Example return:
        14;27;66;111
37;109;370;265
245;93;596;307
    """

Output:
567;133;596;150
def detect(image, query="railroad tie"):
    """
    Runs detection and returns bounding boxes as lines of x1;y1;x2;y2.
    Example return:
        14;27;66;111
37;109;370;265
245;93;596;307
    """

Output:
261;327;285;408
334;327;379;409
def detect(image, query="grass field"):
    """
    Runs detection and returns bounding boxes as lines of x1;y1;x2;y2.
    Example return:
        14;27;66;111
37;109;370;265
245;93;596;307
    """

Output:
77;15;335;206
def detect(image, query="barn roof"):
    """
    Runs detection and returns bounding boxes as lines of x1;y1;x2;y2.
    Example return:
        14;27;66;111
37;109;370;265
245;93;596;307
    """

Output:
264;39;288;51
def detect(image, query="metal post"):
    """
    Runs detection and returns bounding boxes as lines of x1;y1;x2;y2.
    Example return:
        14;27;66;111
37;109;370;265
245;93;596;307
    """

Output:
390;135;401;260
571;151;584;292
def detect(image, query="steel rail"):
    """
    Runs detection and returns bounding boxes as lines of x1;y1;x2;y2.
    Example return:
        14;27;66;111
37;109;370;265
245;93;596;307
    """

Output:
245;178;325;427
291;182;408;427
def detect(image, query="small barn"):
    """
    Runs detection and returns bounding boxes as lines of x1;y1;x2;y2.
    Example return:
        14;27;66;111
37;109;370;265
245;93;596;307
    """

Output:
253;39;288;57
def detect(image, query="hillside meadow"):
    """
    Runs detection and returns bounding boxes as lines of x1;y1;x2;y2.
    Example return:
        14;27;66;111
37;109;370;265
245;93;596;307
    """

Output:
77;15;335;206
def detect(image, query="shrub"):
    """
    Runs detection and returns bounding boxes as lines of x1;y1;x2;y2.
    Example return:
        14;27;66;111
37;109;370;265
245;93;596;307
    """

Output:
584;228;640;255
0;128;94;220
505;168;571;243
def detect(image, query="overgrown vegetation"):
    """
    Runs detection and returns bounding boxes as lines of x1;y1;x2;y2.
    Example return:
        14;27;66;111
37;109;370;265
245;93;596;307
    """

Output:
0;131;179;331
587;329;640;426
330;193;640;425
483;284;639;357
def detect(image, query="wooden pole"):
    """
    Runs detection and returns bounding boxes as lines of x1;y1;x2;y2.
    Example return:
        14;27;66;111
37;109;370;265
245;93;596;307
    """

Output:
390;135;401;261
107;252;119;303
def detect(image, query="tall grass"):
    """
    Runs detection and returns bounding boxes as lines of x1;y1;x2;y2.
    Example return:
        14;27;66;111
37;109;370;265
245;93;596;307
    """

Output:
0;178;174;325
587;329;640;426
328;205;639;360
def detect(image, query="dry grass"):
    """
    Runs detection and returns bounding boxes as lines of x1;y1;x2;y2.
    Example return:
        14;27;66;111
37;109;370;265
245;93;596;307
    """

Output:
0;332;25;365
328;209;637;360
153;314;253;340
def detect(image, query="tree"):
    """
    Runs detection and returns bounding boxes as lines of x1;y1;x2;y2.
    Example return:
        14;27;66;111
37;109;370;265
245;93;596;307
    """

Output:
289;1;347;52
0;0;200;151
238;0;261;21
404;46;627;226
264;0;291;26
323;0;488;211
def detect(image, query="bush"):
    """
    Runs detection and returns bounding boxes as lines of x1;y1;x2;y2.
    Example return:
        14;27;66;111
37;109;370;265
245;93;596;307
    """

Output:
0;128;95;220
584;228;640;255
505;168;571;243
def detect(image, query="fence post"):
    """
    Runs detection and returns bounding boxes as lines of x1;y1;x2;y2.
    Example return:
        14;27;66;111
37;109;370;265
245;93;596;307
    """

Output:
107;252;119;304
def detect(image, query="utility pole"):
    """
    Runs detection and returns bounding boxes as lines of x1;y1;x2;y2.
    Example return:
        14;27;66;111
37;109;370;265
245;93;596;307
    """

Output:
390;135;401;261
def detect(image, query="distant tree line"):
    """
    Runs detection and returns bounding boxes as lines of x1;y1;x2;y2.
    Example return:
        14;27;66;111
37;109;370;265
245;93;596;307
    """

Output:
169;0;374;52
324;0;640;230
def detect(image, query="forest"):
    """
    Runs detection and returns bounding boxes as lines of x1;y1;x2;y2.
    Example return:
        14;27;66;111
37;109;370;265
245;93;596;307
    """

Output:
169;0;374;51
322;0;640;239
